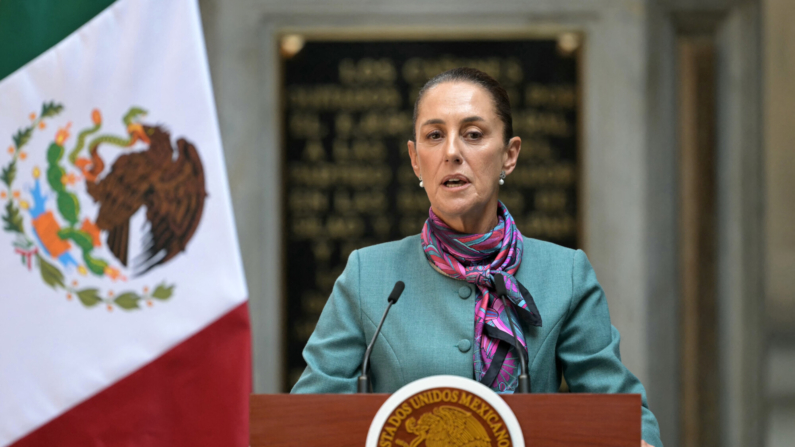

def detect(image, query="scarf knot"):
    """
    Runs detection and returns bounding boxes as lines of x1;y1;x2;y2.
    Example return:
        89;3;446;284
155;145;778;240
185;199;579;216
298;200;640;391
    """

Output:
475;271;492;289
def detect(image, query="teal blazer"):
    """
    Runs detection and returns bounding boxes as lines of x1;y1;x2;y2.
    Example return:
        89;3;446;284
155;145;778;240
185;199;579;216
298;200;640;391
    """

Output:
291;235;663;447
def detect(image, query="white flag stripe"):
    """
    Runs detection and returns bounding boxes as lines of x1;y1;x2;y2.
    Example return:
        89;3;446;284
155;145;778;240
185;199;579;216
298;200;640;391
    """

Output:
0;0;247;444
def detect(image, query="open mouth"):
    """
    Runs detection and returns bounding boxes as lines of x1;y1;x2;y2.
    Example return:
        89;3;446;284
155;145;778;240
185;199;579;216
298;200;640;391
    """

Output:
442;175;470;189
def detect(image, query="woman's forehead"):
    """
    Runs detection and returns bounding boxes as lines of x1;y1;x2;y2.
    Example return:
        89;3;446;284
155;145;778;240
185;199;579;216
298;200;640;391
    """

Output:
417;81;497;122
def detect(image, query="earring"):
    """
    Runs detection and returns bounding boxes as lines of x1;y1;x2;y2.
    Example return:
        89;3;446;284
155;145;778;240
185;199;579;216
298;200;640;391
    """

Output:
419;176;424;188
499;171;506;186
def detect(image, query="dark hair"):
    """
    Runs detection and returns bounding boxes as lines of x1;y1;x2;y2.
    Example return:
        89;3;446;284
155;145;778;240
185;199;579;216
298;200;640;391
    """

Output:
411;67;513;144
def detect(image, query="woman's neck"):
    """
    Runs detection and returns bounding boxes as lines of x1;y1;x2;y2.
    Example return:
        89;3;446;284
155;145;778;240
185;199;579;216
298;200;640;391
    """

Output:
432;200;499;234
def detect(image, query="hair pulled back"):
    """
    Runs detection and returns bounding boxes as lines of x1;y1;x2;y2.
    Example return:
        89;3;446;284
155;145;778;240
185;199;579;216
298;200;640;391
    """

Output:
411;67;513;144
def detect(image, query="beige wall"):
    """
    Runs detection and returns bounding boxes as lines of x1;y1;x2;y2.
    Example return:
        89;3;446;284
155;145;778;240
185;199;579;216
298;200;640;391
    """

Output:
763;1;795;446
764;0;795;329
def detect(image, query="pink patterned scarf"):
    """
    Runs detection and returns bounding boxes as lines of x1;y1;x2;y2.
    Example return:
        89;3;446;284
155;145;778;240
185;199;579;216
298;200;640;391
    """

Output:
420;202;542;392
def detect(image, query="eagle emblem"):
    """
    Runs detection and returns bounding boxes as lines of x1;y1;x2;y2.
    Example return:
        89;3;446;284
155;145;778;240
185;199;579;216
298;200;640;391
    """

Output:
397;406;491;447
1;102;206;311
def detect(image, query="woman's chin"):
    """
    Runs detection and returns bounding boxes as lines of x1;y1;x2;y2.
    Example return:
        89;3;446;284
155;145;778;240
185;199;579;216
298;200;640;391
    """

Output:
433;183;476;206
432;197;491;224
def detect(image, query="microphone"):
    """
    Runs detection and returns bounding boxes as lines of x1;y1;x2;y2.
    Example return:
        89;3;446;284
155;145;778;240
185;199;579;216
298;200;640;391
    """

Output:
493;273;530;393
358;281;405;393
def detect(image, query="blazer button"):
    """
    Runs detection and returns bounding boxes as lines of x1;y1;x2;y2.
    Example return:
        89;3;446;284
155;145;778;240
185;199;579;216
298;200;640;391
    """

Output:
458;286;472;299
458;339;472;353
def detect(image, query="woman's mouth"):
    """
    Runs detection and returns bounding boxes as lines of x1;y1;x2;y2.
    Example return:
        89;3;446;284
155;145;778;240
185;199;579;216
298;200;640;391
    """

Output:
442;176;470;190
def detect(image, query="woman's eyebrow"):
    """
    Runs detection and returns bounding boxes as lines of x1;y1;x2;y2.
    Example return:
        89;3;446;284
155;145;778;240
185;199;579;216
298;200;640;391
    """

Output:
460;116;485;124
421;116;485;127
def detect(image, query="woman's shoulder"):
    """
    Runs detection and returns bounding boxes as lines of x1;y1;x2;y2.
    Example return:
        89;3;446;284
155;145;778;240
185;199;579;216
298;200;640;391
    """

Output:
522;236;577;259
518;237;579;284
354;234;423;264
351;234;440;291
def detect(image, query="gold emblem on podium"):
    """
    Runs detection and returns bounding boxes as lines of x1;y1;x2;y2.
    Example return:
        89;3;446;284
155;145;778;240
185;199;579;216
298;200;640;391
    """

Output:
368;377;523;447
400;404;490;447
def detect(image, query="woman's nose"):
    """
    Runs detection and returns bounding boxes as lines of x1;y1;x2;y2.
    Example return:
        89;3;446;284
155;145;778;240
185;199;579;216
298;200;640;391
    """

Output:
443;138;463;164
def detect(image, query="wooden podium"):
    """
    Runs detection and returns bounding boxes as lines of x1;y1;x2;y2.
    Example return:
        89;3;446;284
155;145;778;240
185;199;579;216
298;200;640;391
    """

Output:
250;393;641;446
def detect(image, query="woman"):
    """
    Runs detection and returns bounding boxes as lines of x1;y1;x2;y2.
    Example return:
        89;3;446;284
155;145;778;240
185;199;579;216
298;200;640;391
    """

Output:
291;68;662;447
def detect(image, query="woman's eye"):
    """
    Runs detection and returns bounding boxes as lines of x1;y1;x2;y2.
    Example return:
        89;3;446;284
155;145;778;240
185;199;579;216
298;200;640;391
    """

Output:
427;131;442;140
465;131;482;140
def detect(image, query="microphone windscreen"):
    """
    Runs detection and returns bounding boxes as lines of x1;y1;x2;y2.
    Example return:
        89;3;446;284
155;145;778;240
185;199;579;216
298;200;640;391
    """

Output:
388;281;405;304
493;273;507;297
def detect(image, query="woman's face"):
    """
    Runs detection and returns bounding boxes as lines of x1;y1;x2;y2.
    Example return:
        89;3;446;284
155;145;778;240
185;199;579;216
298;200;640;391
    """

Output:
408;81;521;233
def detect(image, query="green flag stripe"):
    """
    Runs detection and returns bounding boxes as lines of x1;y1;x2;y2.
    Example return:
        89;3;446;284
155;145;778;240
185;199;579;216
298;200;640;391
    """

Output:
0;0;117;82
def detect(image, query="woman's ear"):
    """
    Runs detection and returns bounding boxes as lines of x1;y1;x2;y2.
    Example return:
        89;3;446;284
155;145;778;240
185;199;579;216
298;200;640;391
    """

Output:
502;136;522;175
408;140;422;177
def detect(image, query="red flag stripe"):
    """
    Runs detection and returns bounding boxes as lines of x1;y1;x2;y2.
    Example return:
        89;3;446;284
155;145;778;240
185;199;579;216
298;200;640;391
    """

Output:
11;302;252;447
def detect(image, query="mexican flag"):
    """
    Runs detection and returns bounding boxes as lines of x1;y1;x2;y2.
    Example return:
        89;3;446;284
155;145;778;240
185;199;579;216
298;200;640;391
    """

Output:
0;0;251;445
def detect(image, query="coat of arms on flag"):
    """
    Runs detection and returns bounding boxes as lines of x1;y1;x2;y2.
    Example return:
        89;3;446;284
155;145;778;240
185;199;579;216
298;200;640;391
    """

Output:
2;102;210;310
0;0;250;445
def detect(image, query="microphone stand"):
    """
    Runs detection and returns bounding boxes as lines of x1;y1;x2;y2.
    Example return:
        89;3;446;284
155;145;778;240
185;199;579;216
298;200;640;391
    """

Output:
358;281;404;393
